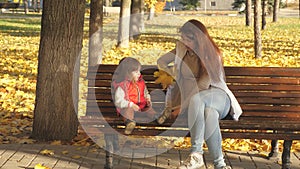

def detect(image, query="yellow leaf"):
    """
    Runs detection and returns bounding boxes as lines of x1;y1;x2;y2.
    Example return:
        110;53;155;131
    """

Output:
34;163;51;169
50;140;61;145
40;149;54;156
72;155;81;159
61;150;69;155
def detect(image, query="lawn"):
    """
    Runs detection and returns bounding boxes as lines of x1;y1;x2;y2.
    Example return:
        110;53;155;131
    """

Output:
0;12;299;151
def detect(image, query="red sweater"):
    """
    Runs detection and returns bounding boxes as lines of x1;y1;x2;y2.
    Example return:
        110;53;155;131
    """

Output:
113;76;147;113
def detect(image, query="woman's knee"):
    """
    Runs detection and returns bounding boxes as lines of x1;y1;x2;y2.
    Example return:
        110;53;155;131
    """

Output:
190;93;204;105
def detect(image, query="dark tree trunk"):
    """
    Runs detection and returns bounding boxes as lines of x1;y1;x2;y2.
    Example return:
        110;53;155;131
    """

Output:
254;0;262;58
246;0;252;26
89;0;103;67
117;0;131;48
262;0;267;30
31;0;85;141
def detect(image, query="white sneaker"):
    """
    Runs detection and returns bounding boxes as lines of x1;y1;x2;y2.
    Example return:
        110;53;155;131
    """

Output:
177;152;204;169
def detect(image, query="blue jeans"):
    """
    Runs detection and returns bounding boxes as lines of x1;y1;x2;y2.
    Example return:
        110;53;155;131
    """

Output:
188;87;230;168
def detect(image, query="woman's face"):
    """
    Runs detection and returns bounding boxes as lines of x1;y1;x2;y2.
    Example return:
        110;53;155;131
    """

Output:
181;33;196;51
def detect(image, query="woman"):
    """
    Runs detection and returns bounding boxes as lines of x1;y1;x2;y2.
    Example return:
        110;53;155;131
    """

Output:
156;19;242;169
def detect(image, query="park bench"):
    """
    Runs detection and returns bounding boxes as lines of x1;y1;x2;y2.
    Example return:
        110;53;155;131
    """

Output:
0;3;20;13
79;64;300;169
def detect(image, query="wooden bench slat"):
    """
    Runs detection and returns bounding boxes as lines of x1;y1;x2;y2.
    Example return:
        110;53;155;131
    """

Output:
233;91;300;98
224;67;300;77
226;77;300;85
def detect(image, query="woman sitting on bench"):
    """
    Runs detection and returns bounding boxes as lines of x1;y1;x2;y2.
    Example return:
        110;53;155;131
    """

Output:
156;19;243;169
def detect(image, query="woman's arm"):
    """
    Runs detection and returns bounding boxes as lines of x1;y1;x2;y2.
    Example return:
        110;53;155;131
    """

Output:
157;48;176;76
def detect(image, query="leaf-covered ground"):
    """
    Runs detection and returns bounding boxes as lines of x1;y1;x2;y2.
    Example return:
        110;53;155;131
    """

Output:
0;13;299;155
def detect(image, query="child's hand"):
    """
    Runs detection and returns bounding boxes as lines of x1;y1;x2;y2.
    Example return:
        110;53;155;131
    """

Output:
132;104;140;111
146;98;152;106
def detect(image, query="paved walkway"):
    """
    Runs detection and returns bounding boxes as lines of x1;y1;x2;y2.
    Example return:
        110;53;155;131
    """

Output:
0;144;299;169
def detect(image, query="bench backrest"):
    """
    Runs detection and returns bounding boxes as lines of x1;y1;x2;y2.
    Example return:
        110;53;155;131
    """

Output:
85;65;300;139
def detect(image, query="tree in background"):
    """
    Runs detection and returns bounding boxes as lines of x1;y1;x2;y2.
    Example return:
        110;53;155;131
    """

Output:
246;0;251;26
117;0;131;48
145;0;157;20
23;0;28;14
254;0;262;58
232;0;252;26
262;0;267;29
273;0;280;22
88;0;103;67
179;0;199;10
32;0;85;141
130;0;144;39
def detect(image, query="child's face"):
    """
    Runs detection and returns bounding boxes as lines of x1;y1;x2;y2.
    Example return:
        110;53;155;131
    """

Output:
130;67;141;82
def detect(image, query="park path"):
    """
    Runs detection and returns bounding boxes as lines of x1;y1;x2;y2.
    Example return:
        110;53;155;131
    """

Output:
0;143;299;169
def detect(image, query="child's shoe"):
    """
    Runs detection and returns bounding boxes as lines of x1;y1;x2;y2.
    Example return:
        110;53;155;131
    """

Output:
124;120;136;135
157;107;172;124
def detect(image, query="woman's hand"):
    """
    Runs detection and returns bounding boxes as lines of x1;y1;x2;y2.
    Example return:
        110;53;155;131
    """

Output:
171;107;181;119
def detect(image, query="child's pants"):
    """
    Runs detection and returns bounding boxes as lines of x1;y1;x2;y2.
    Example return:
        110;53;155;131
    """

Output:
120;106;157;123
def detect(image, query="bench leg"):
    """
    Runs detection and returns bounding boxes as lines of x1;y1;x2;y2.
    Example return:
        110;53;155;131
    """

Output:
104;134;119;169
282;140;293;169
268;139;279;159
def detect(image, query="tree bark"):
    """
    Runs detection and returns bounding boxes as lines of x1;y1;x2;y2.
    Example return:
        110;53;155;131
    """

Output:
23;0;29;14
147;6;155;20
140;0;145;32
130;0;143;40
262;0;267;30
89;0;103;67
117;0;131;48
31;0;85;141
246;0;252;26
254;0;262;58
273;0;280;22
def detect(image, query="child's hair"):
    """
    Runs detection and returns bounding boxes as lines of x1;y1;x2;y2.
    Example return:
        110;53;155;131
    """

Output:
114;57;141;83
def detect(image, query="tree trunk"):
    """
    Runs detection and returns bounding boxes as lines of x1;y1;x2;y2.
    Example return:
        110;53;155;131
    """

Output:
254;0;262;59
246;0;252;26
273;0;280;22
36;0;41;13
262;0;267;30
130;0;143;40
105;0;110;6
117;0;131;48
31;0;85;141
89;0;103;67
24;0;29;14
140;0;145;32
147;6;155;20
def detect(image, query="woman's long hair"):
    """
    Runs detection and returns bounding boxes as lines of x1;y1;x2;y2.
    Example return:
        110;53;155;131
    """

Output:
179;19;225;83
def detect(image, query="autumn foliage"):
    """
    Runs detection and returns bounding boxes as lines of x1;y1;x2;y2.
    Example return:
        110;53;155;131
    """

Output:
0;13;300;153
